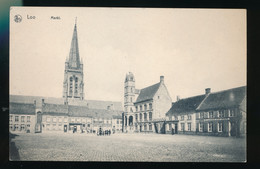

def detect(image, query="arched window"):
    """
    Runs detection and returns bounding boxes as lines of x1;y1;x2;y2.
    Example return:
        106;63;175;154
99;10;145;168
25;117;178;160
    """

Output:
69;77;73;95
144;104;147;111
139;113;142;121
149;103;152;110
75;77;78;95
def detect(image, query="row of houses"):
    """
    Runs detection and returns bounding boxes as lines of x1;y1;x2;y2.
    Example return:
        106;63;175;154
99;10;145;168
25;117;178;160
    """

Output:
123;72;246;137
9;95;123;134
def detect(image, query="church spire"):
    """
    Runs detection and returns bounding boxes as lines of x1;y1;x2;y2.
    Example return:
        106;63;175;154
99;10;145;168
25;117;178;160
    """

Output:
68;18;81;69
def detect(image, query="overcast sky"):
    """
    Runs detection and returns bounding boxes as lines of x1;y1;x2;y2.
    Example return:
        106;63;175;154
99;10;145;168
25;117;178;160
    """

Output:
10;7;246;103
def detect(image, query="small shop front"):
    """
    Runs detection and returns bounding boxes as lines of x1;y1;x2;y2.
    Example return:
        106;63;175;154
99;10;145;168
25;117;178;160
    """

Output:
65;123;83;133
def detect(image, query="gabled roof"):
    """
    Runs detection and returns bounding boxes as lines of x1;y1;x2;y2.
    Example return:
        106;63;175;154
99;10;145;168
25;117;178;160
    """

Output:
10;95;123;111
135;83;160;103
10;103;35;115
43;103;68;114
68;105;122;118
196;86;246;111
166;95;206;115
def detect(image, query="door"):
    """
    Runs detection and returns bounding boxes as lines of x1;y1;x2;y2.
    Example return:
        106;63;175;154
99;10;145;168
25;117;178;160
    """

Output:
175;124;178;134
231;122;237;136
64;125;67;132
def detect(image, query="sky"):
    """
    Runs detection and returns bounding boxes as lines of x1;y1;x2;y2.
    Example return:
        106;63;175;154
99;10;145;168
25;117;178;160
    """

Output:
10;7;246;103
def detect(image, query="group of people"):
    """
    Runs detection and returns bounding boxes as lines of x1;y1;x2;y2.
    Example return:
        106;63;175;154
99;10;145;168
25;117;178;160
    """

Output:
97;128;111;136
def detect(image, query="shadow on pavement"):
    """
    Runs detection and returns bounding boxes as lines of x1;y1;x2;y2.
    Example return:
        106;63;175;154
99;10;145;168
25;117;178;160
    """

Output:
9;133;20;161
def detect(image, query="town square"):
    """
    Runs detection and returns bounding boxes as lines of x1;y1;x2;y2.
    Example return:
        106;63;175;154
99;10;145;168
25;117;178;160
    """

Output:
9;8;246;162
10;132;246;162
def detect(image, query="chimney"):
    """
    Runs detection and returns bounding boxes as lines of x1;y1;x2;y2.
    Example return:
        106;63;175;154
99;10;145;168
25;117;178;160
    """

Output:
176;95;181;101
205;88;211;95
42;99;45;106
160;76;164;83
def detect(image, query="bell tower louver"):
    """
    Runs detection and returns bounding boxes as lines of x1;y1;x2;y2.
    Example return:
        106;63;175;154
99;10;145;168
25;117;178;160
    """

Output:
63;19;84;102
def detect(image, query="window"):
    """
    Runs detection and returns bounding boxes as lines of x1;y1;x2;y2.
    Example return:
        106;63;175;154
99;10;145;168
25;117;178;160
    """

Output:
200;112;204;119
9;125;13;130
135;114;138;122
188;123;191;131
230;109;235;117
15;116;19;122
199;123;203;132
144;113;147;121
69;77;73;95
58;118;62;123
175;116;178;120
218;122;223;132
188;115;192;120
149;103;152;110
139;113;142;121
149;124;152;130
144;124;147;131
21;116;25;122
218;110;225;118
135;106;138;112
21;124;25;131
87;124;90;127
181;115;184;121
208;122;213;132
130;97;132;102
209;111;213;118
27;124;30;128
75;77;78;95
140;105;143;111
181;123;185;131
14;124;19;131
117;119;119;124
149;112;152;121
144;104;147;111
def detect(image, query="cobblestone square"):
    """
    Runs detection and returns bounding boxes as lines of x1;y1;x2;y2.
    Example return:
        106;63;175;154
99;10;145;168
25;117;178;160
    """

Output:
10;133;246;162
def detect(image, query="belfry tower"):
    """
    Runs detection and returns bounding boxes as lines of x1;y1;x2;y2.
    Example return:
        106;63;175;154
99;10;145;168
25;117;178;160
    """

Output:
63;19;84;102
123;72;136;132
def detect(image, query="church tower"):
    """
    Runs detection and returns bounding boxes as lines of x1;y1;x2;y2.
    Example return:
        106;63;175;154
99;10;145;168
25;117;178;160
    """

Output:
63;19;84;102
123;72;136;132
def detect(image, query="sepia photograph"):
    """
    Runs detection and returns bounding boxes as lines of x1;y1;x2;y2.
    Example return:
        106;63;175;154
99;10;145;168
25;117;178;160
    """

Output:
9;7;246;162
